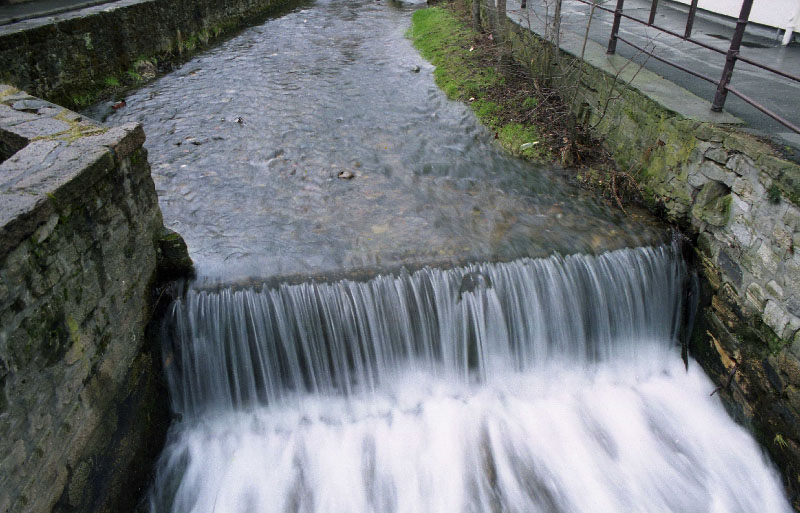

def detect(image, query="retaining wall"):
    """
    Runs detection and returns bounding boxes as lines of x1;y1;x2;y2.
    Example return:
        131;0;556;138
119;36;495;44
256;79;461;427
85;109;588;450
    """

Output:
506;14;800;507
0;84;190;513
0;0;296;109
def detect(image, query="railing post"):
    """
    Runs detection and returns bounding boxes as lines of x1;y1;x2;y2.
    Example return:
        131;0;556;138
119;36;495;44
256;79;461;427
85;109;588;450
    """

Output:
712;0;753;111
648;0;659;25
684;0;699;38
607;0;626;54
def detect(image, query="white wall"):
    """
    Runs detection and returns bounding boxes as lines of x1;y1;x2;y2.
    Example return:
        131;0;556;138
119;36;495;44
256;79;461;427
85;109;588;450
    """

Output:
671;0;800;31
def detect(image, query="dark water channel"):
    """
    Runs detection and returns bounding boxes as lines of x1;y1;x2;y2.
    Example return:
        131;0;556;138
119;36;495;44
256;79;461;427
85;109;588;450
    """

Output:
98;0;664;280
89;1;793;512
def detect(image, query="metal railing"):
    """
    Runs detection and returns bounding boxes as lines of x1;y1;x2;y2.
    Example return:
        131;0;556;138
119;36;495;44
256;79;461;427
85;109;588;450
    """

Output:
568;0;800;134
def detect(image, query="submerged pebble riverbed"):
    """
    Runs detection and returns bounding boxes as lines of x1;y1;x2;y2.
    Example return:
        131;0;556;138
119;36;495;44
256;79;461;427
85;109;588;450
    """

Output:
96;0;665;280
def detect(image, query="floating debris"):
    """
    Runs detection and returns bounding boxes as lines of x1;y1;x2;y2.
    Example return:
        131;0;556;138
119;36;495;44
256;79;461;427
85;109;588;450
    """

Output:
337;170;355;180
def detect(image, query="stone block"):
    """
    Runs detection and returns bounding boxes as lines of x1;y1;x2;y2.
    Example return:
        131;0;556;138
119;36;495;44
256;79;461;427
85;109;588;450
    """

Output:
694;123;726;142
756;242;780;276
764;300;790;337
723;131;772;156
6;117;71;141
699;160;735;187
745;282;766;310
704;146;728;164
726;152;756;177
766;280;784;300
692;181;731;227
730;193;750;214
716;249;743;288
772;223;792;256
77;123;145;164
787;295;800;318
785;207;800;231
730;215;754;248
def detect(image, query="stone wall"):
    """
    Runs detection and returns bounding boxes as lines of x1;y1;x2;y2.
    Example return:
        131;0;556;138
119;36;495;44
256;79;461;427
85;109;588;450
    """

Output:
0;0;297;109
0;84;190;513
506;17;800;507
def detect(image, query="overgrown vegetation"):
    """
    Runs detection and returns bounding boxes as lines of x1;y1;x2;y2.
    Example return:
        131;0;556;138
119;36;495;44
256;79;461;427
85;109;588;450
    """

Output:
409;7;550;160
409;2;644;210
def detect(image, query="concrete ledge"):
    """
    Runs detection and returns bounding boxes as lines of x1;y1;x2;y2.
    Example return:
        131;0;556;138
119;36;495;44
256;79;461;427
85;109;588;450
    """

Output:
0;84;149;259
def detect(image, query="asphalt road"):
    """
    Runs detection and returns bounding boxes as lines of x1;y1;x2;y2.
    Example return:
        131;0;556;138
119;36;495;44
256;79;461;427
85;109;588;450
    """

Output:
0;0;117;25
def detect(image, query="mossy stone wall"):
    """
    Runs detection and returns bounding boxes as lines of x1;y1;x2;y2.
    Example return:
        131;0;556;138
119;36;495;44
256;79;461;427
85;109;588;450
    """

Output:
0;85;185;513
0;0;297;109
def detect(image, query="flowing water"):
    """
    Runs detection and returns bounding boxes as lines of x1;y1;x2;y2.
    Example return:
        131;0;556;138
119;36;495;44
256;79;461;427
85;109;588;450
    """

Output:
152;246;790;513
90;0;793;511
94;0;667;280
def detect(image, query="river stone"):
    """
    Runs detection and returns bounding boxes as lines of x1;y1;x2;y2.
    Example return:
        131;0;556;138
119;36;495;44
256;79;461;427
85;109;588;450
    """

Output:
459;271;492;298
157;228;194;282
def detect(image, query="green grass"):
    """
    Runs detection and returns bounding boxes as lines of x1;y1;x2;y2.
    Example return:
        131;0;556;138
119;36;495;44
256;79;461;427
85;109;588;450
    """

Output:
409;7;547;160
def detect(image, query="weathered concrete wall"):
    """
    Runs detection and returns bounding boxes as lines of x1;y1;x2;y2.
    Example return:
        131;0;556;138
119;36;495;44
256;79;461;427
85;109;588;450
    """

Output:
0;0;296;109
507;18;800;507
0;84;190;513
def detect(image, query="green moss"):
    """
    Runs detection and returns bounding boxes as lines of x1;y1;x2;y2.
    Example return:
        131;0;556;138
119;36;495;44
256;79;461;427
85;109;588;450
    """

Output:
71;93;96;108
66;316;80;346
0;86;20;101
472;99;501;123
409;8;547;161
498;123;546;159
31;111;108;143
104;76;121;87
768;184;782;204
126;69;143;82
522;97;538;109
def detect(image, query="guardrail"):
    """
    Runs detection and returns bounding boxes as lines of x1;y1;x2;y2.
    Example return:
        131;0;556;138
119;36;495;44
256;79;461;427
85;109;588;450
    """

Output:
568;0;800;134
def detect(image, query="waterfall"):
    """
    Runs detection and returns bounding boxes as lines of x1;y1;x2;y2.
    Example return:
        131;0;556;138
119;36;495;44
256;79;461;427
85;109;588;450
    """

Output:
150;245;792;513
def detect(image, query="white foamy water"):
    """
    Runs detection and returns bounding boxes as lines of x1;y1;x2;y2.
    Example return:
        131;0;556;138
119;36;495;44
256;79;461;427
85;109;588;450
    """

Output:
150;246;792;512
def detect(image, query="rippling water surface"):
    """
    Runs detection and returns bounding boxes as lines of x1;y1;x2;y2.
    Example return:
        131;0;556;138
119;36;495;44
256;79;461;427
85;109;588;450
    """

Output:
90;1;792;511
98;0;665;279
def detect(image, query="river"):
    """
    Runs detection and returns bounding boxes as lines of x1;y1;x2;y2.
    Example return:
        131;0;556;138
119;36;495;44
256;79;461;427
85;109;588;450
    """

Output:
96;0;792;511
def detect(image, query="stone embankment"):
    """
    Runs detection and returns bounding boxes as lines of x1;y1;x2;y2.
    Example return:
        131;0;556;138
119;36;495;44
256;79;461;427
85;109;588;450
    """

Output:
0;0;297;109
0;84;192;513
506;15;800;505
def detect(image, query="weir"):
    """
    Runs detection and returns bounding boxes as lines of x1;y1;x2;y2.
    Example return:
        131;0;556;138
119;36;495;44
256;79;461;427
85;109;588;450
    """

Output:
151;245;790;512
0;0;798;510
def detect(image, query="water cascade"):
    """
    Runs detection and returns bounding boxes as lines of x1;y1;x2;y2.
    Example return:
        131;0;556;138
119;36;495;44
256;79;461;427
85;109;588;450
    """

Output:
150;245;792;513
